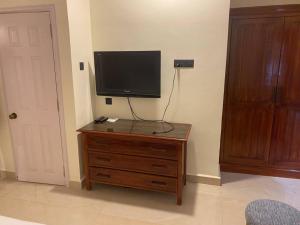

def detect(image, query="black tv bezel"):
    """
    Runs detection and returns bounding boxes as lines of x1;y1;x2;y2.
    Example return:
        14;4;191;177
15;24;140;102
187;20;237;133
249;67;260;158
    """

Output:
94;51;161;98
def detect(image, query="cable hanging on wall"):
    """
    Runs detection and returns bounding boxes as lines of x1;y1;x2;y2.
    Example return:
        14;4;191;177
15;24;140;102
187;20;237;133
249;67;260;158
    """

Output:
127;68;178;134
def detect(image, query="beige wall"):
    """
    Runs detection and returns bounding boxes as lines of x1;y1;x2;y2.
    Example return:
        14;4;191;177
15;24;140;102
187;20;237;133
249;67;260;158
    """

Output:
0;0;232;182
231;0;300;8
66;0;94;129
0;0;81;182
66;0;94;179
90;0;230;178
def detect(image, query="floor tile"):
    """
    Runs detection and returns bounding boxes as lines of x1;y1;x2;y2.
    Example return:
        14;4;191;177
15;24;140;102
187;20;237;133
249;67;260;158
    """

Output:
0;173;299;225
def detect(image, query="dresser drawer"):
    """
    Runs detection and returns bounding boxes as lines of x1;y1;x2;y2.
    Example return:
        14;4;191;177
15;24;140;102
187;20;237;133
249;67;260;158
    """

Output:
89;167;176;193
88;151;177;177
87;135;178;160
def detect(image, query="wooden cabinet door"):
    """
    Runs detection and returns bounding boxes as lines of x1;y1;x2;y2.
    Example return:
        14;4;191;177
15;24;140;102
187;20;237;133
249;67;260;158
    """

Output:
270;16;300;169
221;17;284;166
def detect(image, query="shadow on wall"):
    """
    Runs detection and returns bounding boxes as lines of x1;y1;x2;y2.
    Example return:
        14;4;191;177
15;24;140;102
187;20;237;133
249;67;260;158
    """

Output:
0;147;4;171
186;139;197;176
76;62;96;181
89;62;97;119
77;133;84;179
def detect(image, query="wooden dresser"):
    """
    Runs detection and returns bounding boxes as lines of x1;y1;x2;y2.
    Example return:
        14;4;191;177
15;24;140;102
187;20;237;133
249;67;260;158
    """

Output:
77;119;191;205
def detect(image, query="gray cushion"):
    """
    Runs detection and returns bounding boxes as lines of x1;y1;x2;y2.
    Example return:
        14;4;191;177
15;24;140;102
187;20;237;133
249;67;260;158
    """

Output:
245;199;300;225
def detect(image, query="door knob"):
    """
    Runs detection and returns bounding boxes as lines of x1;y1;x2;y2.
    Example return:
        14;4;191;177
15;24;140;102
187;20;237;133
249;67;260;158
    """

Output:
9;113;17;120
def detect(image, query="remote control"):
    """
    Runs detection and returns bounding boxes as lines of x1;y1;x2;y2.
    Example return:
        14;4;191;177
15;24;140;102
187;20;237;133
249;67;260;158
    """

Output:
94;116;108;124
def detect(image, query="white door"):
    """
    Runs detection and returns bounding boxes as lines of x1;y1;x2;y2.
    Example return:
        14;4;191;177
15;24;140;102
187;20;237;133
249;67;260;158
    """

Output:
0;12;65;185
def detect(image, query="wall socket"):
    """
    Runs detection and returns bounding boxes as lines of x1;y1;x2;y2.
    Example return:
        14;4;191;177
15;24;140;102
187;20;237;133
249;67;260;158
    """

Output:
105;98;112;105
174;59;194;68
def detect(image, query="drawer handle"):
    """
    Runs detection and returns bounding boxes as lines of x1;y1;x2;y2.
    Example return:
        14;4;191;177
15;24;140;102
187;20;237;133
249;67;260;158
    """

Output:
96;157;111;162
149;147;167;153
152;164;167;168
90;139;110;146
151;181;167;186
88;144;109;150
91;138;105;144
97;173;111;178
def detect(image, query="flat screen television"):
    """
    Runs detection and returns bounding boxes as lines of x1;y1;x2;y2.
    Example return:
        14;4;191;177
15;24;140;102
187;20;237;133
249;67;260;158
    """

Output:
94;51;161;98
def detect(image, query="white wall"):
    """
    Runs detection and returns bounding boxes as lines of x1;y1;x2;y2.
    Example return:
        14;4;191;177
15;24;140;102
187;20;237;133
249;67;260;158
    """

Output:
231;0;300;8
90;0;230;178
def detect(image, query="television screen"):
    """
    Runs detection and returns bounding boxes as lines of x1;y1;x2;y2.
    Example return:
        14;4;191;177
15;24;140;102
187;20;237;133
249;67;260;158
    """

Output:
94;51;161;98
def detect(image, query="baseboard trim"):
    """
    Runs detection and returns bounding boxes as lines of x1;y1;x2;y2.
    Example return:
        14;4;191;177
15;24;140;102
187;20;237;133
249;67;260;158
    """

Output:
0;171;16;180
220;163;300;179
0;172;85;189
69;177;85;190
187;174;221;186
0;172;221;187
69;181;82;189
69;175;221;188
0;170;85;189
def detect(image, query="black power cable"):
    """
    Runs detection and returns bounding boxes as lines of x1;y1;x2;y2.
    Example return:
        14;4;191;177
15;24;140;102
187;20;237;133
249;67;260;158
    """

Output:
127;68;178;134
162;68;177;121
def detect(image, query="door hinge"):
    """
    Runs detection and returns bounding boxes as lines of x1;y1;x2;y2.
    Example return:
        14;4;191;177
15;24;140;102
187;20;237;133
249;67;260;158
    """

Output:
49;23;53;39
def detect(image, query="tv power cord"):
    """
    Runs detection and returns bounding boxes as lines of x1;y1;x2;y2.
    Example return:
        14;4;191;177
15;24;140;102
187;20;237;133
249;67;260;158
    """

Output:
127;68;178;134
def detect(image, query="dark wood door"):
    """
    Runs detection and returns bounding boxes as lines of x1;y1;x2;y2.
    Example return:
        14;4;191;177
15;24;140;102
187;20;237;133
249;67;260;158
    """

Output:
270;16;300;170
221;17;284;166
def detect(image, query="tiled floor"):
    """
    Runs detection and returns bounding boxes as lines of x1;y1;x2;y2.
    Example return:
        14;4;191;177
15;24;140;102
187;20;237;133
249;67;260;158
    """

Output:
0;172;300;225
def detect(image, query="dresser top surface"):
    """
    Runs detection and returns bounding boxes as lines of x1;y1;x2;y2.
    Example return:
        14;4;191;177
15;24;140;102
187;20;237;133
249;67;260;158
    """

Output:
78;119;191;141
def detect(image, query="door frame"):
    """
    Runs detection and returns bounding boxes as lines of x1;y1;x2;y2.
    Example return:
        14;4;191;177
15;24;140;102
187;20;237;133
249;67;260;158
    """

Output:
0;5;70;186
